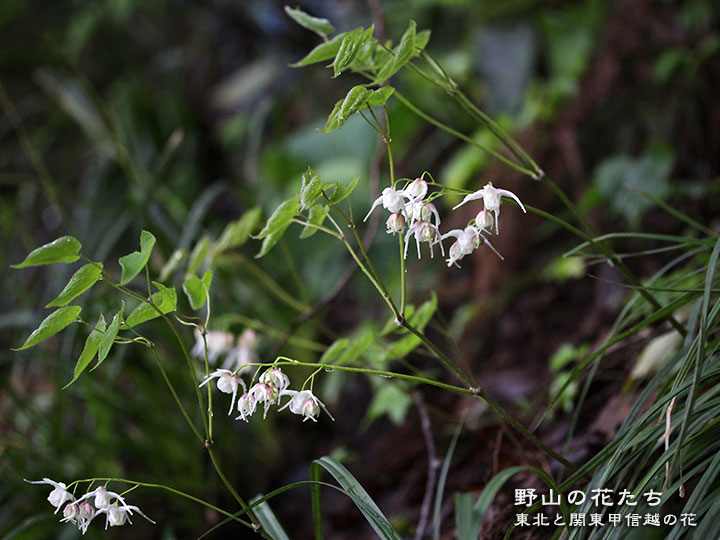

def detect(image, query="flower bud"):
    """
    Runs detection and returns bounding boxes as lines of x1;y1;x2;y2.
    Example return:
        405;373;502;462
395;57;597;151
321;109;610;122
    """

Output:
94;486;112;509
78;502;94;520
385;213;406;235
107;506;128;527
419;222;435;242
63;503;79;521
475;210;494;232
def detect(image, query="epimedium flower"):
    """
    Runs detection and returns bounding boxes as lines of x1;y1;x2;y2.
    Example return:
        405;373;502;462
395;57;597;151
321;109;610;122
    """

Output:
404;177;428;201
98;502;155;529
249;382;279;418
199;369;247;415
364;186;411;222
386;212;406;235
442;225;503;267
24;478;74;513
236;392;257;422
61;502;79;524
77;501;96;534
475;209;494;232
404;221;445;259
260;368;290;393
453;182;526;234
191;329;234;363
404;200;441;227
279;390;334;422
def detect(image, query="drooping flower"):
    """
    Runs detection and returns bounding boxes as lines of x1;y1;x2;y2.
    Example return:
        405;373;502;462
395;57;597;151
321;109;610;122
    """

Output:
98;503;155;529
453;183;526;234
260;368;290;393
404;178;428;201
475;209;494;232
404;200;441;227
385;212;406;235
61;502;79;524
442;225;503;267
77;501;96;534
24;478;74;513
364;186;411;222
249;382;279;418
191;329;234;363
236;392;257;422
279;390;334;422
404;221;445;259
199;369;246;415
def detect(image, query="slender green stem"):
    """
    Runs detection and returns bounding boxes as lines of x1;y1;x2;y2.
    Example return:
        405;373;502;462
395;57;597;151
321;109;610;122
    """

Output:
399;232;407;315
291;217;342;238
68;477;253;527
540;176;687;337
228;253;309;313
206;448;269;538
149;345;203;442
393;91;536;178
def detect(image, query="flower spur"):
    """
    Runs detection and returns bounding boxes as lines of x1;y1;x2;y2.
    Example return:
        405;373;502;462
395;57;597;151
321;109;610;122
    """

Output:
199;369;247;414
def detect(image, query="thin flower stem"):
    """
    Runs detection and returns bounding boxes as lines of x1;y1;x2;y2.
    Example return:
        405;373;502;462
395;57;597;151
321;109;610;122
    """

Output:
67;477;253;527
540;176;687;337
393;91;536;178
290;217;342;238
149;345;204;443
206;448;270;538
83;255;211;438
399;232;407;315
201;332;213;441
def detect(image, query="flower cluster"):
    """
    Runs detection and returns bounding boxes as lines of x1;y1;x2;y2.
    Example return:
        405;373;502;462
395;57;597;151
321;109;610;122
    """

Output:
366;178;526;267
200;367;333;423
25;479;154;534
191;328;257;373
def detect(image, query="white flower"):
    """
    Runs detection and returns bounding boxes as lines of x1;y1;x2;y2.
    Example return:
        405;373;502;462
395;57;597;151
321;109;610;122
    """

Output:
98;503;155;529
77;485;127;510
260;368;290;392
475;209;494;232
61;502;79;524
453;182;526;234
24;478;74;513
235;392;257;422
249;382;278;418
385;212;406;235
404;178;428;201
404;200;440;227
77;502;97;534
199;369;246;415
191;329;234;363
279;390;334;422
364;186;411;221
404;221;445;259
442;226;503;267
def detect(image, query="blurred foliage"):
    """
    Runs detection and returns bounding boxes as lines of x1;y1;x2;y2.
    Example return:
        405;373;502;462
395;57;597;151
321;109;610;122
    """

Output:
1;0;719;538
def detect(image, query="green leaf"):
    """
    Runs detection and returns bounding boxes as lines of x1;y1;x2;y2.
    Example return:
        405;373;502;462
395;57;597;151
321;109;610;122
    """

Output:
11;236;82;268
291;32;345;68
250;496;291;540
366;382;412;425
321;86;393;132
183;274;208;310
299;167;323;210
299;205;329;239
215;207;261;252
311;457;403;540
46;263;103;308
64;314;106;388
325;176;361;206
415;29;431;50
374;21;417;83
320;338;349;364
383;293;436;361
186;235;211;276
333;26;374;77
118;231;156;285
13;306;82;350
284;6;334;38
255;196;299;258
125;284;177;328
97;303;123;365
